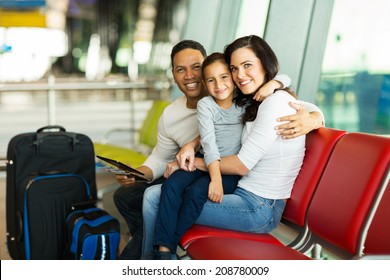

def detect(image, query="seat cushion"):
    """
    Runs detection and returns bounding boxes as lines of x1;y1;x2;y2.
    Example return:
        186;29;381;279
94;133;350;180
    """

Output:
180;224;283;249
187;237;311;260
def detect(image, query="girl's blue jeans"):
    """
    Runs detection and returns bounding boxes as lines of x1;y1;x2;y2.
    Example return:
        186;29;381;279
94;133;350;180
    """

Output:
151;168;239;253
142;183;286;256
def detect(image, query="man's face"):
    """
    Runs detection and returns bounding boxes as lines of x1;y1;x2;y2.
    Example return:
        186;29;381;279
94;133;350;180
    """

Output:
172;48;205;100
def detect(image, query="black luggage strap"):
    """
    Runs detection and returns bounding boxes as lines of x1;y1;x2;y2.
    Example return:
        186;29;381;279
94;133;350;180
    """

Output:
34;125;79;153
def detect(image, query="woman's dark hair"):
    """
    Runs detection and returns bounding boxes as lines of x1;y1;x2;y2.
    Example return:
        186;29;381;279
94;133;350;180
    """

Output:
224;35;296;123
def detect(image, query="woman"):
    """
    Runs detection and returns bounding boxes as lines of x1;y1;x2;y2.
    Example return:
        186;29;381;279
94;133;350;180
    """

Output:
142;35;306;258
190;35;305;232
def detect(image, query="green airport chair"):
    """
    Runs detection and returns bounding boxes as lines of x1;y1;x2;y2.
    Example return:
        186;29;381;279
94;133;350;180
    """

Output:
94;99;170;168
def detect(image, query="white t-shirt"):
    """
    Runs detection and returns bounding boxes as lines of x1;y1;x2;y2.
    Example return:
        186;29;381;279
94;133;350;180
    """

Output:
143;96;199;180
237;90;306;199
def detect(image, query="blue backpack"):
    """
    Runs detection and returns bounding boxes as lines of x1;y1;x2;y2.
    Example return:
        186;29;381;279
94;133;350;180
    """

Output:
66;207;120;260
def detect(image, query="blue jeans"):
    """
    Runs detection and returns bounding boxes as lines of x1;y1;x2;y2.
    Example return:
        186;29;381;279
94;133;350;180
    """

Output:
142;185;286;256
197;187;286;233
142;184;162;257
113;177;165;260
153;169;239;253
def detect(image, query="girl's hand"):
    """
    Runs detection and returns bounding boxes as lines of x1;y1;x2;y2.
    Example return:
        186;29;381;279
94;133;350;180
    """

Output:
253;80;282;101
208;181;223;203
176;140;198;171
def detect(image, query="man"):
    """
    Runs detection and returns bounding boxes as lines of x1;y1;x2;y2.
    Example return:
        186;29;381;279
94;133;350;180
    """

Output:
114;40;324;259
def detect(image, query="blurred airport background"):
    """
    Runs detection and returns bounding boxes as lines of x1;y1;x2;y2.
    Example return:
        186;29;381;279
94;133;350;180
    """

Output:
1;0;389;158
0;0;389;261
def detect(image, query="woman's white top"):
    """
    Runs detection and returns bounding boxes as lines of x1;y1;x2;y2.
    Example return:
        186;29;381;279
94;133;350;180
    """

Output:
237;90;306;199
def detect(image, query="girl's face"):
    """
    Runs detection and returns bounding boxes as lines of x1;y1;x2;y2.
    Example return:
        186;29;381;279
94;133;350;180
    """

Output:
229;47;266;95
203;61;235;107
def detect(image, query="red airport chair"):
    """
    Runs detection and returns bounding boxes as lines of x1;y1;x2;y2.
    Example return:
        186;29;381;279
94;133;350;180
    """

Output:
360;179;390;259
180;128;347;251
186;132;390;259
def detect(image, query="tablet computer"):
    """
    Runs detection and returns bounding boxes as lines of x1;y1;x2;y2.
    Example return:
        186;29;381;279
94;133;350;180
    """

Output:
96;155;149;181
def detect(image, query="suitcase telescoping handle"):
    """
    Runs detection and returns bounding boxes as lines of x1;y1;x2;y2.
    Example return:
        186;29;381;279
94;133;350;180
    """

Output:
36;125;66;133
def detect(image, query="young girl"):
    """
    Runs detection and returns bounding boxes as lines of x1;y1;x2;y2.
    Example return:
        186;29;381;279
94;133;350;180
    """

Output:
191;35;306;235
197;52;245;204
145;53;241;259
144;52;289;259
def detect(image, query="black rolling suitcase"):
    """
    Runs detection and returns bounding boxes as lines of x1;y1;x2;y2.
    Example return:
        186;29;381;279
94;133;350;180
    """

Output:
6;125;97;260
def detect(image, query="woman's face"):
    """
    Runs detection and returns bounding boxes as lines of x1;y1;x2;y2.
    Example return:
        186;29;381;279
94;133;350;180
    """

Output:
229;47;266;95
203;61;235;107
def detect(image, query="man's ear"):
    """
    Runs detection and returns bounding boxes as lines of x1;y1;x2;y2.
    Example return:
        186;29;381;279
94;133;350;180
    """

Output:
171;69;177;84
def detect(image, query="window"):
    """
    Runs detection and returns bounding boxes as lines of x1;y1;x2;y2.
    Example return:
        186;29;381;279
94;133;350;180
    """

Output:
317;0;390;134
235;0;270;38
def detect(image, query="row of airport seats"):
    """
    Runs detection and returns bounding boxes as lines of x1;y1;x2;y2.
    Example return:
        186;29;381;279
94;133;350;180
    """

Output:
180;127;390;260
93;101;390;259
94;99;170;168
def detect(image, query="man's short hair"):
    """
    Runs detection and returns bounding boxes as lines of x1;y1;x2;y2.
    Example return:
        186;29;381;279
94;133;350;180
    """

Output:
170;40;207;67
